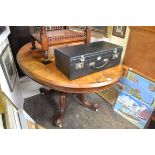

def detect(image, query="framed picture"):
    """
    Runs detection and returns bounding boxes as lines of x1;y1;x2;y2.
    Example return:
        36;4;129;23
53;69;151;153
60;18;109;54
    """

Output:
0;44;17;92
114;90;153;128
97;84;120;105
112;26;127;38
0;86;21;129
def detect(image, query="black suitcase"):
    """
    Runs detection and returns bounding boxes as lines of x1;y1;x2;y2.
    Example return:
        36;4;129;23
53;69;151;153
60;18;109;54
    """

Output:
55;41;123;80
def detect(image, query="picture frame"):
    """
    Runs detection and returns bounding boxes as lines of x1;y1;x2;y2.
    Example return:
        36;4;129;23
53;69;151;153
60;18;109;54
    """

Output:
114;90;153;129
97;84;120;105
112;26;127;38
0;87;21;129
0;44;17;92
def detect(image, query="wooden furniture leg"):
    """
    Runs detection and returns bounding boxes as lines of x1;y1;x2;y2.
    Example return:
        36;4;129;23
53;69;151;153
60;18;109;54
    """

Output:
84;26;91;43
55;92;67;127
31;37;36;49
41;27;51;65
41;34;51;64
76;94;99;111
29;27;36;50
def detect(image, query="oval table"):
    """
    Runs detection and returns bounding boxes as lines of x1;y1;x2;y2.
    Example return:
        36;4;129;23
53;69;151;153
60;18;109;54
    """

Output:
17;42;123;127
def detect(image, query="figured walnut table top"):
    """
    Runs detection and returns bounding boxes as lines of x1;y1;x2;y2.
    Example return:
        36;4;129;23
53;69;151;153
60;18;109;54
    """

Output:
17;42;123;93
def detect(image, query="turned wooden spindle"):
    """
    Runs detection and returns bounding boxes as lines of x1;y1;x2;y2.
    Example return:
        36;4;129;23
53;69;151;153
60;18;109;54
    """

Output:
29;26;36;49
40;26;46;34
41;34;48;50
84;26;91;44
65;26;69;29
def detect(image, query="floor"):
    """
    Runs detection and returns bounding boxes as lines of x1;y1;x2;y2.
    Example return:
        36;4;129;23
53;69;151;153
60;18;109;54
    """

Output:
19;76;48;99
23;81;137;129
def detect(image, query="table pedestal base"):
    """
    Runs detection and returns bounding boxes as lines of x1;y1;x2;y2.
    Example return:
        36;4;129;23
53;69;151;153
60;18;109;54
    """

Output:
55;92;67;128
39;88;54;94
39;88;99;127
76;94;99;111
39;88;65;127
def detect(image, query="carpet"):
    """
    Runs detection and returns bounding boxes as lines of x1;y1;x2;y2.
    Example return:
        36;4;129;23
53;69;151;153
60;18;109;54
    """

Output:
24;91;137;129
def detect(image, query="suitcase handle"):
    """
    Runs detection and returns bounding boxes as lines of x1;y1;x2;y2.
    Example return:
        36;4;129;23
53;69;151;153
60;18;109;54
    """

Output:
91;58;109;69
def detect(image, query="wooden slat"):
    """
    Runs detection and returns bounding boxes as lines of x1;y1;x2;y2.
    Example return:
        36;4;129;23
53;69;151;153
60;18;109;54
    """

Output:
123;26;155;80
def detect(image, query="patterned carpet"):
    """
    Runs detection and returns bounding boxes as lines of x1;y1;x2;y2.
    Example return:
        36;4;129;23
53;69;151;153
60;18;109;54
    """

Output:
24;91;137;129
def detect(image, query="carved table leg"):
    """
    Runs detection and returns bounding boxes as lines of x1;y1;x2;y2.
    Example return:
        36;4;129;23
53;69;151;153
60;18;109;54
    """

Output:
55;92;67;127
76;94;99;111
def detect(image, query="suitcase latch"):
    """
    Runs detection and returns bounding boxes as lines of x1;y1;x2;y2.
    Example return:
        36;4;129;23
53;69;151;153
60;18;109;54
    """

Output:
113;53;119;59
80;55;85;62
76;62;84;70
75;55;85;70
113;48;117;54
113;48;119;59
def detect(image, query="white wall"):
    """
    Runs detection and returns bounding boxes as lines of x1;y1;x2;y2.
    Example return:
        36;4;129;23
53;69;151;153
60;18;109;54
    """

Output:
0;36;24;109
108;26;130;62
91;36;110;42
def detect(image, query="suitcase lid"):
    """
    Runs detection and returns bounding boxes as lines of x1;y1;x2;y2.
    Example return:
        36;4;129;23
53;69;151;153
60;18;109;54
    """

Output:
55;41;123;58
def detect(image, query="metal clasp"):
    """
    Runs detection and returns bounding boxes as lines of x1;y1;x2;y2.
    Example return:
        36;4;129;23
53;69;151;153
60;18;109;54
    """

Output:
113;48;117;54
76;62;84;69
80;55;85;62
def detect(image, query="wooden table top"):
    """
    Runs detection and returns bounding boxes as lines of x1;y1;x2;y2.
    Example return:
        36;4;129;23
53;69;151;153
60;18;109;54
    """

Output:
17;42;123;93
